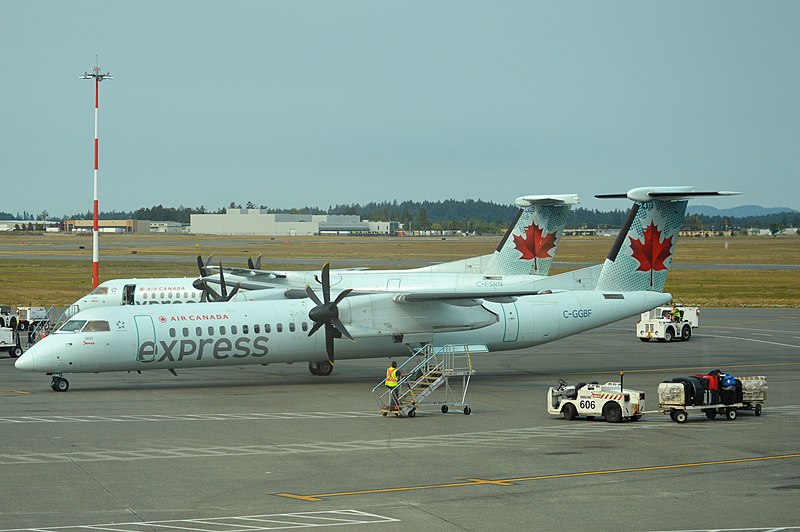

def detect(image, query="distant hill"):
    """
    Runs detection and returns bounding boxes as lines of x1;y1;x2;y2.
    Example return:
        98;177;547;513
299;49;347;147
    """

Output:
688;204;798;217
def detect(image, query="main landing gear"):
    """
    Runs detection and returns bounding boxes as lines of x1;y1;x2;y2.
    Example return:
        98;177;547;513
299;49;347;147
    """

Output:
50;373;69;392
308;360;333;376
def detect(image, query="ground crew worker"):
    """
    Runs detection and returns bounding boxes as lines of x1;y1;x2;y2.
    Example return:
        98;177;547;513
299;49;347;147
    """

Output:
671;305;681;323
385;361;400;410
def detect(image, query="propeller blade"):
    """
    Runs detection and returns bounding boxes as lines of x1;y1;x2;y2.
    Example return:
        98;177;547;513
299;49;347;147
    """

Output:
321;262;331;304
331;318;354;341
225;284;240;301
255;254;262;269
247;257;254;269
331;288;353;307
304;285;323;306
196;255;208;277
219;263;227;299
325;323;335;363
203;282;222;302
308;321;324;337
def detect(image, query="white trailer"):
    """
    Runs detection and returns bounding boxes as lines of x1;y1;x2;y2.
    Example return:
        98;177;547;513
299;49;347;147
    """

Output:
637;305;700;342
547;379;646;423
0;327;23;358
16;306;49;331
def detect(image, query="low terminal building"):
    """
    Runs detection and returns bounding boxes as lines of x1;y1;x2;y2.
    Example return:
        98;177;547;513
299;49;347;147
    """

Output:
190;209;398;236
65;219;151;234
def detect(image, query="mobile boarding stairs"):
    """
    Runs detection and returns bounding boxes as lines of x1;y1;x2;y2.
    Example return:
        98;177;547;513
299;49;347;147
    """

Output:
372;344;486;417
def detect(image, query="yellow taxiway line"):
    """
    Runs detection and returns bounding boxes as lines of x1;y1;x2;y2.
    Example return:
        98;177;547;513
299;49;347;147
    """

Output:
273;453;800;501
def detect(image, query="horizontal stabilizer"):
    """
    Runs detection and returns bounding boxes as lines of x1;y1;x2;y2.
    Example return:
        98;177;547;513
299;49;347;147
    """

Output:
596;186;741;202
515;194;580;207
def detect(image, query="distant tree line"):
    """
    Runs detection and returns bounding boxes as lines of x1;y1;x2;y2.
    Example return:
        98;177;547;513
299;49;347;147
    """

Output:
13;200;800;235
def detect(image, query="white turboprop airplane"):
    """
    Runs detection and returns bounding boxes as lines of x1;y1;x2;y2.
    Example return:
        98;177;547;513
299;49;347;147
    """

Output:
69;194;590;312
17;186;738;391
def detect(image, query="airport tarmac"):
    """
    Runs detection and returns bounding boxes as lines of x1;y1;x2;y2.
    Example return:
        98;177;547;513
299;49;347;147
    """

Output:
1;308;799;531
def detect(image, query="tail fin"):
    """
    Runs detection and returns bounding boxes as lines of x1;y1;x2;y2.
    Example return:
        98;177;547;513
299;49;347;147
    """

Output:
483;194;579;275
595;186;740;292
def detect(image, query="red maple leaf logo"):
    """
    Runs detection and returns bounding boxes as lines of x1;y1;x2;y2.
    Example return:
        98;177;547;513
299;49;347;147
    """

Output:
629;222;672;272
513;223;557;260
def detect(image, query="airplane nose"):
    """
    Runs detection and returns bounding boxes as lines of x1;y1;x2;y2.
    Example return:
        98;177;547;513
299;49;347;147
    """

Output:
15;348;36;371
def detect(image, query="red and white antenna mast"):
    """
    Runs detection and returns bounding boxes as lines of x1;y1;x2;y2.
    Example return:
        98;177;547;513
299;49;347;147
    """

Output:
80;59;112;289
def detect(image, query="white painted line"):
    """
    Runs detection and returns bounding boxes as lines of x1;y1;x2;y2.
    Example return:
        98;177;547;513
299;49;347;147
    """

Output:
0;411;376;424
751;333;773;337
0;510;399;531
701;334;800;349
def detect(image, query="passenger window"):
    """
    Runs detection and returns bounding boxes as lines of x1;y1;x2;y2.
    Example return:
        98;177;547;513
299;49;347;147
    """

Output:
168;292;173;299
160;292;165;299
243;325;249;334
143;293;148;299
254;324;260;334
301;322;308;332
220;326;226;335
184;292;188;299
277;323;283;333
208;326;214;335
196;327;202;336
170;328;176;338
82;320;110;332
289;323;296;332
182;327;189;337
231;325;238;335
265;324;271;333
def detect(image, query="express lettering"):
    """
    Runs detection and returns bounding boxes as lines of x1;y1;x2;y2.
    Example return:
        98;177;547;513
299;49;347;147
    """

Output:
138;336;269;362
562;309;592;319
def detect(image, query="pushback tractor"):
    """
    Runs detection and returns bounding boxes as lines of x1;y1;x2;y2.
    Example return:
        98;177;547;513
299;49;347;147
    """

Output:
547;378;646;423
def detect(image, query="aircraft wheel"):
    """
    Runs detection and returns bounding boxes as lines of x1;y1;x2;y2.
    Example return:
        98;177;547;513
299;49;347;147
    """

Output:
10;346;23;358
674;410;688;423
441;405;449;413
317;360;333;376
725;408;737;421
663;328;674;342
562;403;577;421
680;325;692;341
463;406;471;415
308;361;321;375
52;378;69;392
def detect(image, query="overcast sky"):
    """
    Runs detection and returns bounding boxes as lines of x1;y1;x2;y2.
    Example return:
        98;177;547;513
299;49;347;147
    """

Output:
1;1;797;217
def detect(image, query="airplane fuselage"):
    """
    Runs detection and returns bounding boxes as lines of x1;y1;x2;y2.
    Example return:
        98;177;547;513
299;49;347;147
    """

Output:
18;289;669;375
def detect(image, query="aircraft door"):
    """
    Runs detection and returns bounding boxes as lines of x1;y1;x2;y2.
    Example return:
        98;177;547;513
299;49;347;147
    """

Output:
386;279;400;290
501;302;519;342
134;315;157;362
123;284;136;305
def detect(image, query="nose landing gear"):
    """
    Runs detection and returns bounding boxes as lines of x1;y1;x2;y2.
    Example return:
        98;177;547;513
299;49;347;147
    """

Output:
50;374;69;392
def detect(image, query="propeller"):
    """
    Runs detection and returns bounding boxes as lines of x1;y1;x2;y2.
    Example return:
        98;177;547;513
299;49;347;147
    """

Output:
194;259;240;303
247;254;262;270
305;262;354;364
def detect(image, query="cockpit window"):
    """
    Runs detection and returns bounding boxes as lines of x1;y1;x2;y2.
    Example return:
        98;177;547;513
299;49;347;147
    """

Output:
83;320;111;332
90;287;109;295
59;320;87;332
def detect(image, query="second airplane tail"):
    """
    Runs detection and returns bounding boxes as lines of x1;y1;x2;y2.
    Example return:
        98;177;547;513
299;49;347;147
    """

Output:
483;194;579;276
594;186;740;292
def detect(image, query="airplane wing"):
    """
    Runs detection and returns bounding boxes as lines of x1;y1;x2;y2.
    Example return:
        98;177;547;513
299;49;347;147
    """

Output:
206;265;288;279
392;289;550;304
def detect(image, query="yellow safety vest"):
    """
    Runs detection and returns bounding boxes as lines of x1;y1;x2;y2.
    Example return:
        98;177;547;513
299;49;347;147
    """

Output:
385;367;398;387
